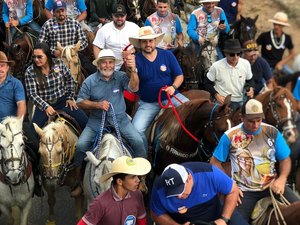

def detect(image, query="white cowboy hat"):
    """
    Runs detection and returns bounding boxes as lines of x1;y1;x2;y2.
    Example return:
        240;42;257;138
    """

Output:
129;26;164;49
199;0;220;3
268;12;290;27
92;49;121;66
100;156;151;182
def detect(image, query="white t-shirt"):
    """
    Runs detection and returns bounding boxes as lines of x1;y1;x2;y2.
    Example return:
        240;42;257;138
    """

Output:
207;58;253;102
93;21;140;71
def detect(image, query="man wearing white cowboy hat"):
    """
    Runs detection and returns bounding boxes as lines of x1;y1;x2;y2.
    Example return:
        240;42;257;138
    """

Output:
128;26;189;136
187;0;230;59
73;49;147;197
77;156;151;225
256;11;295;75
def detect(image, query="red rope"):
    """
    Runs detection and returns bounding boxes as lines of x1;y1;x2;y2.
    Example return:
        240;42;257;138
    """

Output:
158;86;200;143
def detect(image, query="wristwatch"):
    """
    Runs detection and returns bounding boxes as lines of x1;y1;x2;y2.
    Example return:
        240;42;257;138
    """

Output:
220;216;230;224
128;67;138;73
172;84;178;90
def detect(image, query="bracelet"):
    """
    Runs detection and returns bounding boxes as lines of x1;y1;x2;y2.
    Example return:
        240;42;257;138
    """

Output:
172;84;178;90
220;216;230;224
128;67;138;73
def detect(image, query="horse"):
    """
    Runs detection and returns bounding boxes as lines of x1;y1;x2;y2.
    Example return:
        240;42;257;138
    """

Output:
57;41;86;95
0;116;34;225
119;0;157;26
83;133;132;205
33;0;47;26
33;116;83;225
149;95;232;175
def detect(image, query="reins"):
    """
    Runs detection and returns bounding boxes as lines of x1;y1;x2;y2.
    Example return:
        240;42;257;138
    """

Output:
158;86;201;143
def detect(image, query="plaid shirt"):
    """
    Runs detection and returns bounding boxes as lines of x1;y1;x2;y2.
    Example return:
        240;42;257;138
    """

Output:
25;59;75;111
38;17;88;55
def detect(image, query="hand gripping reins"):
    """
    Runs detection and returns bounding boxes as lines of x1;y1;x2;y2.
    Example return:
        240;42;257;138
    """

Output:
158;86;201;143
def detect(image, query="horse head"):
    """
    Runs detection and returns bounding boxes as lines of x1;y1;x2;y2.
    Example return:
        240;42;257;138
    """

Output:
0;116;27;185
256;87;298;144
238;15;258;44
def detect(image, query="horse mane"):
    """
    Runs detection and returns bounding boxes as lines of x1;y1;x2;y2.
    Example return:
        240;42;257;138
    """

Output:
41;122;64;142
158;99;211;143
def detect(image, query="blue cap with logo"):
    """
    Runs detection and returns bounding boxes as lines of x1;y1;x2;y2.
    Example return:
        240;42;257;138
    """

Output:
161;164;188;198
53;1;67;12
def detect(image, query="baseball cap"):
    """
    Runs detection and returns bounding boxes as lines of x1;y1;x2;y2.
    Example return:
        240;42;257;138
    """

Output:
53;1;66;12
242;99;265;119
161;164;188;198
243;40;258;51
112;4;127;16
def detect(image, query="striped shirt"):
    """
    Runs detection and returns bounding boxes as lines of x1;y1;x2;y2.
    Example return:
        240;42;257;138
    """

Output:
25;59;75;111
38;17;88;55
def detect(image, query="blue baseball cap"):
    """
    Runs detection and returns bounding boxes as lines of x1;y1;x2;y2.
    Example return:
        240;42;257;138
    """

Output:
53;1;67;12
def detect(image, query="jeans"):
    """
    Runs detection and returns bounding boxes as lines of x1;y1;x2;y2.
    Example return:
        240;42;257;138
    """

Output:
236;187;299;222
272;64;294;75
10;21;41;39
32;96;88;131
132;93;189;134
74;115;147;166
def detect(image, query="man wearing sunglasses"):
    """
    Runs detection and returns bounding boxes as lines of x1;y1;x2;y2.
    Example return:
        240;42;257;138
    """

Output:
187;0;229;59
93;4;140;71
204;39;254;111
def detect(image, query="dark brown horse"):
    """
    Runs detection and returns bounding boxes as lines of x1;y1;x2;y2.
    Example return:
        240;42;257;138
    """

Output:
149;95;232;175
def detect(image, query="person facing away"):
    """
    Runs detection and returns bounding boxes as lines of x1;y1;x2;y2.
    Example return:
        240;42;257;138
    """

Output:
256;11;295;75
204;38;254;111
128;26;189;135
144;0;183;51
150;162;249;225
77;155;151;225
241;40;274;96
217;0;243;25
210;99;300;222
2;0;41;39
0;50;42;196
93;4;140;71
187;0;230;59
72;49;147;197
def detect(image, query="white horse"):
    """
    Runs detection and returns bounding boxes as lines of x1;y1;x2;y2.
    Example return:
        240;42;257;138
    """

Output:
0;116;34;225
83;133;132;206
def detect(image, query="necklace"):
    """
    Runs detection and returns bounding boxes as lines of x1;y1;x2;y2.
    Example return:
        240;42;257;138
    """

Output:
270;30;285;49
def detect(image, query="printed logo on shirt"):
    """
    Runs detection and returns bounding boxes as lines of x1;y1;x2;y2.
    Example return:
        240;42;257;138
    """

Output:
113;88;120;94
232;1;237;7
266;44;272;51
124;215;136;225
160;64;167;72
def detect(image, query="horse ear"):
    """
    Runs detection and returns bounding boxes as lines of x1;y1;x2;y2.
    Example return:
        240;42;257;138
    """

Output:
57;42;63;51
224;95;231;105
240;15;245;21
74;41;81;51
33;123;43;137
85;151;100;166
254;15;259;23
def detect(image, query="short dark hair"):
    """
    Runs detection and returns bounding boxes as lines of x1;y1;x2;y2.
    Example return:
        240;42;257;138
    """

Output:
112;173;127;184
157;0;169;3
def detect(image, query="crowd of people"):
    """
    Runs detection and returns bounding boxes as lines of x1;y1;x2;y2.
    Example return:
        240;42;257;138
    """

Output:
0;0;300;224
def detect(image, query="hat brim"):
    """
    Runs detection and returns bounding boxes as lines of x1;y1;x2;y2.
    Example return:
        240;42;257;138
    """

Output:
268;19;290;27
129;33;164;49
100;157;151;183
0;60;15;66
223;48;246;53
244;112;265;120
92;56;122;66
166;182;185;198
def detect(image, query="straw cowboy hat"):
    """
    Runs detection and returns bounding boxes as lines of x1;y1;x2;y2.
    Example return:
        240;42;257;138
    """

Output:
92;49;121;66
199;0;220;3
129;26;164;49
0;51;15;66
100;156;151;182
268;12;290;27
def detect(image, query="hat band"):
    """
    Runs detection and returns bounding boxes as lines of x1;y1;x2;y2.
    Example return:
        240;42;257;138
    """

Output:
139;30;155;37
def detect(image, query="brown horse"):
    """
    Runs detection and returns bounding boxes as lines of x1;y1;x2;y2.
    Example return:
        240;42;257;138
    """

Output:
149;95;232;175
33;116;83;225
33;0;47;26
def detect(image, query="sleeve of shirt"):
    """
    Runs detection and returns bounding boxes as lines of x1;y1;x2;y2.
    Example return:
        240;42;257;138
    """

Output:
175;16;183;33
220;11;230;34
212;134;231;162
76;21;88;50
286;35;294;50
275;131;291;161
62;63;75;99
13;79;26;102
261;57;273;81
38;22;51;51
212;165;233;195
206;64;217;82
77;77;91;103
82;196;104;225
77;0;87;12
19;0;34;25
150;185;167;216
45;0;53;10
144;18;150;26
2;2;9;24
93;28;105;49
137;191;147;219
187;14;199;43
245;60;253;80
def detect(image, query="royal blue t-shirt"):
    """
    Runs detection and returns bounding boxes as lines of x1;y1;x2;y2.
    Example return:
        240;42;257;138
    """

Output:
135;48;183;103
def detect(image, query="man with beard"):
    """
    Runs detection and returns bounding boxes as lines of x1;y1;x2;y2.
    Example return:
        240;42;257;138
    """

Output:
93;4;140;71
129;26;189;138
38;1;96;74
71;49;147;197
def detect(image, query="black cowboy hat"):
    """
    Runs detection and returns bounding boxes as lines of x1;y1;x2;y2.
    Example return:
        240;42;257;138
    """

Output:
223;39;245;53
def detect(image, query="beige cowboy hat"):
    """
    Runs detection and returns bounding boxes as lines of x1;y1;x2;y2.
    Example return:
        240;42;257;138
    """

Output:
100;156;151;182
92;49;121;66
0;51;15;66
129;26;164;49
199;0;220;3
268;12;290;27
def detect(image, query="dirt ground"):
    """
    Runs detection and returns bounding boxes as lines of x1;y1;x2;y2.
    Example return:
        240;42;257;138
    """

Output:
241;0;300;65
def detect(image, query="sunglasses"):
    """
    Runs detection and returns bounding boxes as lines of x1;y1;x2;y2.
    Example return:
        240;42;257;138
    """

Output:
32;55;43;60
229;52;241;57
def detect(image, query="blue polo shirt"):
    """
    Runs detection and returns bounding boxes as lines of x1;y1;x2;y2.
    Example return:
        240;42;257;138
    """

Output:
77;70;130;130
0;75;25;121
150;162;233;224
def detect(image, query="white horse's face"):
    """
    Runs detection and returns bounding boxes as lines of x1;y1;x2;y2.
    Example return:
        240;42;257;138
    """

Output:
0;117;26;184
